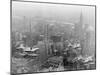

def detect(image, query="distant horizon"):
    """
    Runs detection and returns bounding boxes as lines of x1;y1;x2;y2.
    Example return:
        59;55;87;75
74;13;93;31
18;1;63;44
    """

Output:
12;1;95;26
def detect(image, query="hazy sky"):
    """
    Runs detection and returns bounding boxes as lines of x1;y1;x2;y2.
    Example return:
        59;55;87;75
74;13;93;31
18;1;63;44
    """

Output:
12;1;95;26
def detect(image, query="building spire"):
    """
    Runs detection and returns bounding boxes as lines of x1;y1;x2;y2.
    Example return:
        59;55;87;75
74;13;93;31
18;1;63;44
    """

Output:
79;10;83;26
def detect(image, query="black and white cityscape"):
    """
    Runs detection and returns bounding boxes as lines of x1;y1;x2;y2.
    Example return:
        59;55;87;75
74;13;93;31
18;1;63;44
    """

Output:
11;1;96;74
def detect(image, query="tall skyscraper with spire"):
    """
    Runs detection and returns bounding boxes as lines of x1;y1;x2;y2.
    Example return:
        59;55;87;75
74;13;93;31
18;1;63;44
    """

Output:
74;11;84;40
79;11;83;26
